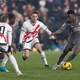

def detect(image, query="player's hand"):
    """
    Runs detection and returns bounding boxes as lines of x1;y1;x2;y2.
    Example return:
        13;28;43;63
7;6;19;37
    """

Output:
7;46;11;53
53;39;58;46
52;32;56;35
50;33;55;39
13;47;17;54
18;44;23;52
50;32;58;45
12;43;17;54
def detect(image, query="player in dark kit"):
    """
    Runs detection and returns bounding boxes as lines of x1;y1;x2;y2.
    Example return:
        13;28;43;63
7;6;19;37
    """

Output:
52;10;80;70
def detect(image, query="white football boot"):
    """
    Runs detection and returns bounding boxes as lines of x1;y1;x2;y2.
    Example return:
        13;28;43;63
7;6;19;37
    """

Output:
52;64;60;70
16;71;23;76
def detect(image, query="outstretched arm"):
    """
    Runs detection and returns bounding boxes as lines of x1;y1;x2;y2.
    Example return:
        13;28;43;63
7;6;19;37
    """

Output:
54;23;67;34
45;28;55;39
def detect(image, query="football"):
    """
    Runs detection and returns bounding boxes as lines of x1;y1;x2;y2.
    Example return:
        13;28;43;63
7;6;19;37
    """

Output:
61;62;72;70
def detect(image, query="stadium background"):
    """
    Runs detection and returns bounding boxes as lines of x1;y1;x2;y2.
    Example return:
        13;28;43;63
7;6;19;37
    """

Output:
0;0;80;51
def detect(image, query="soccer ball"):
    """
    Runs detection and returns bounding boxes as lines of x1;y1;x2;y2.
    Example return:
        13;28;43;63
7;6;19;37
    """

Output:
61;62;72;70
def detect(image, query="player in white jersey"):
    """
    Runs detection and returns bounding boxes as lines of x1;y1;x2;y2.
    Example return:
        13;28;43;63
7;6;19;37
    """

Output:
0;14;23;76
19;11;55;68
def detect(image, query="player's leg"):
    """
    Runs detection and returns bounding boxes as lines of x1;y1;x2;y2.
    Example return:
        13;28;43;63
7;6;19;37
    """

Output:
34;42;49;68
22;49;30;60
52;42;73;70
1;54;8;66
33;38;49;67
0;53;9;72
0;52;4;61
65;42;80;62
0;44;23;75
0;46;9;72
22;42;31;60
65;49;79;62
7;52;23;76
0;45;17;72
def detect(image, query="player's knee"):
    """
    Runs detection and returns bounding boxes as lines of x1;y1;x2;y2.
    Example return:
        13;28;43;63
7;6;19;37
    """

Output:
24;54;29;59
7;52;12;57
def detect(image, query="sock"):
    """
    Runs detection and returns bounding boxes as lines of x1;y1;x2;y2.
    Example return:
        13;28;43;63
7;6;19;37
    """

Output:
9;55;20;72
1;54;9;66
40;52;48;65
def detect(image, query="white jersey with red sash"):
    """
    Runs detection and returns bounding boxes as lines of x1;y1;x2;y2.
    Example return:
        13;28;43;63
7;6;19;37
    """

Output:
21;20;47;42
0;23;12;45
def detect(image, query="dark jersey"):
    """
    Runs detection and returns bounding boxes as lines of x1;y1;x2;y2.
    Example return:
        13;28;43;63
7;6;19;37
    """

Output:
55;17;80;42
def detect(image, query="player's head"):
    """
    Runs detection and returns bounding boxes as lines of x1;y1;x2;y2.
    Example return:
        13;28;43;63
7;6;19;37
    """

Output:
67;10;76;21
8;13;15;25
1;14;9;23
30;11;39;23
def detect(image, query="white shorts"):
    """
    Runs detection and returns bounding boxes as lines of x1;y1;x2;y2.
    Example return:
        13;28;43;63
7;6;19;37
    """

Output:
0;44;8;52
23;38;39;50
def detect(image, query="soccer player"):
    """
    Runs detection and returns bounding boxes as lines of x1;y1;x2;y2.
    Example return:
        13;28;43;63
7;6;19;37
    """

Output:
0;14;23;75
0;13;17;72
52;10;80;70
19;11;54;68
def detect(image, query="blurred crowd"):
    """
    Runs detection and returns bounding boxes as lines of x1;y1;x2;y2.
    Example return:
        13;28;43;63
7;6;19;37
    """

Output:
0;0;80;51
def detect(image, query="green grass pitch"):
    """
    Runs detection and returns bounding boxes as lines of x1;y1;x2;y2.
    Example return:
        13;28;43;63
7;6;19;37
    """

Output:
0;51;80;80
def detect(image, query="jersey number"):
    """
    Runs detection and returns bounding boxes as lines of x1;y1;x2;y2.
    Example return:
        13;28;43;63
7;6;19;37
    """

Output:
0;26;7;43
0;26;5;34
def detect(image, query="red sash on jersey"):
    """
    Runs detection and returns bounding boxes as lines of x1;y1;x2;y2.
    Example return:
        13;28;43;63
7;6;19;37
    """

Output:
24;24;40;42
0;34;7;42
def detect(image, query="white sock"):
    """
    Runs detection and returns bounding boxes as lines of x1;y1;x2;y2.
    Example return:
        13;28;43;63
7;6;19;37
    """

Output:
1;54;9;66
40;52;48;65
9;55;20;72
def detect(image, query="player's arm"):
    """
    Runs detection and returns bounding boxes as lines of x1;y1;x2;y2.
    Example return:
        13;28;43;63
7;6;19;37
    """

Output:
18;27;26;51
19;22;26;44
45;28;55;39
7;29;12;52
54;23;67;35
43;26;58;45
19;30;25;44
8;32;12;46
18;22;27;51
11;43;17;53
41;23;55;39
19;22;27;44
